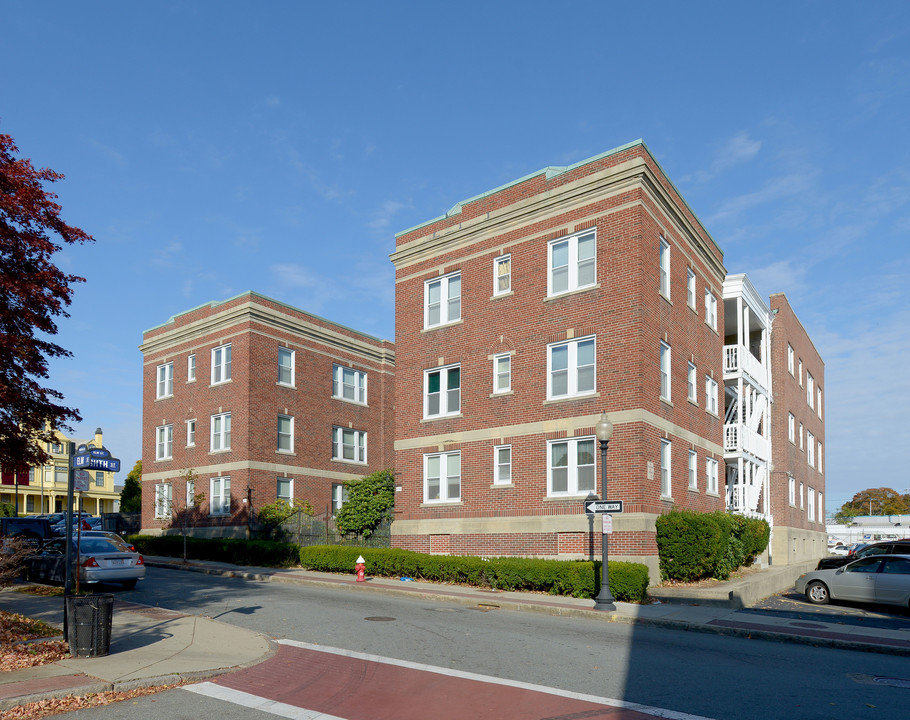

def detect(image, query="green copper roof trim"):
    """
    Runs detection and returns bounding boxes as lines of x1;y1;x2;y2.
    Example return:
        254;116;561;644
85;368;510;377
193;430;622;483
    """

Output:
143;290;390;343
393;139;722;256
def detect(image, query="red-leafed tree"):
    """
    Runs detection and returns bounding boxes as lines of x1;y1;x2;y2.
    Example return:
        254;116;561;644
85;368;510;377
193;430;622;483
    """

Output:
0;132;94;471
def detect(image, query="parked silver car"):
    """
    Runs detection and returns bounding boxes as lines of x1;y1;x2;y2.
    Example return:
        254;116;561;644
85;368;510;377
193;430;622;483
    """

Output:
796;554;910;608
25;536;145;589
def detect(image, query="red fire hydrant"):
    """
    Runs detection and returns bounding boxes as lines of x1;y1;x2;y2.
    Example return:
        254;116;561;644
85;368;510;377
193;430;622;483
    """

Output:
355;555;366;582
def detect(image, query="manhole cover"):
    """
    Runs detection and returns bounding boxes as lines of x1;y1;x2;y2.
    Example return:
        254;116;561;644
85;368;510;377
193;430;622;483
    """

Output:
364;616;396;622
874;677;910;689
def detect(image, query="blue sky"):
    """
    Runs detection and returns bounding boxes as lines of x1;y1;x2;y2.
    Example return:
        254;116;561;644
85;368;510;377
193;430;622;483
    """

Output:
2;2;908;513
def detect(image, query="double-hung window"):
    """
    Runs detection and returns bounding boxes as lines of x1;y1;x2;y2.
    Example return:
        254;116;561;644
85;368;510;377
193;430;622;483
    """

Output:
187;354;196;382
808;487;816;521
548;437;596;496
799;422;804;449
157;363;173;399
787;344;794;375
789;476;796;505
807;372;814;409
333;427;366;463
687;362;697;403
212;344;231;384
706;457;719;494
424;451;461;502
278;347;295;386
277;415;293;453
424;364;461;418
548;337;595;400
705;376;719;415
210;476;231;515
659;237;670;298
818;443;823;473
425;272;461;328
660;439;672;497
493;353;511;394
798;359;803;386
494;445;512;485
817;388;822;418
788;413;795;443
332;483;349;513
155;483;172;519
277;478;293;502
659;342;671;402
211;412;231;451
807;431;815;467
186;419;196;447
688;449;698;489
687;267;696;308
156;425;172;460
705;290;717;331
548;231;596;296
95;471;104;487
494;254;511;295
333;365;367;404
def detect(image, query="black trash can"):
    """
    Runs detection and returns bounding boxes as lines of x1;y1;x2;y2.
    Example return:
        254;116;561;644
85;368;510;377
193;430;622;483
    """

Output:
66;594;114;657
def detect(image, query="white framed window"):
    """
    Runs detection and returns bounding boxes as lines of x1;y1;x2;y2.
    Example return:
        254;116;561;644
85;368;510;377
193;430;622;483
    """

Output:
548;337;595;400
494;445;512;485
788;413;795;443
424;364;461;418
706;457;719;494
54;466;67;484
332;483;349;513
548;437;596;496
210;476;231;516
277;415;294;453
548;230;596;296
687;362;697;403
155;483;172;519
94;471;104;487
493;353;511;394
187;354;196;382
807;431;815;467
807;372;814;408
688;449;697;489
687;267;696;308
157;362;174;399
818;443;823;473
787;344;794;375
705;290;717;331
808;487;816;521
798;359;803;386
186;477;195;506
494;254;511;296
705;376;719;415
186;419;196;447
660;439;672;497
424;271;461;328
818;492;824;521
156;425;172;460
800;482;804;509
659;237;670;298
277;477;293;502
789;476;796;505
212;343;232;385
333;427;367;463
51;443;64;454
333;365;367;405
799;422;804;449
278;347;295;386
817;388;823;419
424;451;461;503
211;412;231;451
660;342;671;401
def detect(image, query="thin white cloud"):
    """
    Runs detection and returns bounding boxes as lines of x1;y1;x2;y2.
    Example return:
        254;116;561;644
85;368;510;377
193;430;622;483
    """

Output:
367;200;409;230
683;131;761;184
707;169;817;225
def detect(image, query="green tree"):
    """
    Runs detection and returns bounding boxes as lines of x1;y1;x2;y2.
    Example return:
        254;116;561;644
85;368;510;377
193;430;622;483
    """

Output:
834;505;861;525
119;460;142;513
257;498;314;539
843;487;909;516
334;469;395;538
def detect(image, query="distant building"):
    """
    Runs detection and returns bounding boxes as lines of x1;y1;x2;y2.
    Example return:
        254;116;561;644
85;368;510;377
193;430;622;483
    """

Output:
138;292;395;536
0;427;119;516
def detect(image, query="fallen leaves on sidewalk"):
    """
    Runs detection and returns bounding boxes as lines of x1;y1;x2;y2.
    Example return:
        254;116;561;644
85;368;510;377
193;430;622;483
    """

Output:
0;684;177;720
0;610;68;672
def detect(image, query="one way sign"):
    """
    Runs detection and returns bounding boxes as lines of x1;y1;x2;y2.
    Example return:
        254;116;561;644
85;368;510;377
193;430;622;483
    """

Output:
584;500;623;514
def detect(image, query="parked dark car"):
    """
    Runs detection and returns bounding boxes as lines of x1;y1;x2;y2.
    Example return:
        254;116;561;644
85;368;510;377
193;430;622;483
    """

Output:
817;540;910;570
0;517;53;549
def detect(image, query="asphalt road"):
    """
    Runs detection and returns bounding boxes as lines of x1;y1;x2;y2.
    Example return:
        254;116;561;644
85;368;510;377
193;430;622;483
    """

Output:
59;568;910;719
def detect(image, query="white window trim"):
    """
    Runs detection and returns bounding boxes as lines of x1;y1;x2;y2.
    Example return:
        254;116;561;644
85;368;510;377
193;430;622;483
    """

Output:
660;342;671;402
424;451;461;503
807;431;815;467
210;476;231;516
278;347;295;387
211;343;232;385
687;362;697;403
547;336;596;401
788;413;795;443
808;487;816;521
705;290;717;331
705;376;718;415
706;457;719;494
278;414;294;454
687;267;696;308
211;412;231;452
423;363;461;419
187;354;196;383
807;372;815;409
156;424;173;461
494;254;511;296
494;444;512;485
186;419;196;448
787;344;794;375
547;436;597;497
157;362;174;399
547;230;597;297
492;352;511;394
332;426;367;464
424;271;461;329
277;477;293;502
333;364;368;405
818;443;823;474
659;236;670;299
154;483;172;519
660;439;672;498
688;449;697;490
789;476;796;506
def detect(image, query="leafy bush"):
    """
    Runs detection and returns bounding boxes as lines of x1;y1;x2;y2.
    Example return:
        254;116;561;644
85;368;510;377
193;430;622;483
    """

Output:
128;535;299;568
0;503;15;518
334;469;395;538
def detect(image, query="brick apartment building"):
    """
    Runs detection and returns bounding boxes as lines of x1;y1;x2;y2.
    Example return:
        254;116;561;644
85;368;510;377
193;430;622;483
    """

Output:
138;292;395;536
389;141;732;579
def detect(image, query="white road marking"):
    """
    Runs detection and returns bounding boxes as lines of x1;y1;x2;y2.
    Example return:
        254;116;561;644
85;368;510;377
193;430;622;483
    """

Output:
183;682;346;720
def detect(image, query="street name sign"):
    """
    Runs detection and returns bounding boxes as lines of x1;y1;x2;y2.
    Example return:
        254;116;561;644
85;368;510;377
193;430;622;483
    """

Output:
72;446;121;473
584;500;623;514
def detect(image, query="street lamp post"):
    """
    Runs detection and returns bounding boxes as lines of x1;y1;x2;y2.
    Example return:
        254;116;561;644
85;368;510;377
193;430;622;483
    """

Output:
593;412;616;611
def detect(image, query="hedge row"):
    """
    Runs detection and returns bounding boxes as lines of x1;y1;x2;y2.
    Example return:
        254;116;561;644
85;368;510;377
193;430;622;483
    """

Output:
128;534;299;567
298;545;650;603
655;510;770;581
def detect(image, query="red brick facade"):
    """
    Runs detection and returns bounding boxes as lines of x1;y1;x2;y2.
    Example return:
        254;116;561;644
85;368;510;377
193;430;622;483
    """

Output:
390;142;728;579
139;292;395;537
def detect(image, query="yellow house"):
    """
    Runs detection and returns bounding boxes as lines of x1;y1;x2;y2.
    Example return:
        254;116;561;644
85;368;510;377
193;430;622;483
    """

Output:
0;428;120;516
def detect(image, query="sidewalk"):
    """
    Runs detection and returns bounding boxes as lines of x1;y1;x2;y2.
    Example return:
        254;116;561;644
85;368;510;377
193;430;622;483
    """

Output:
1;557;909;710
